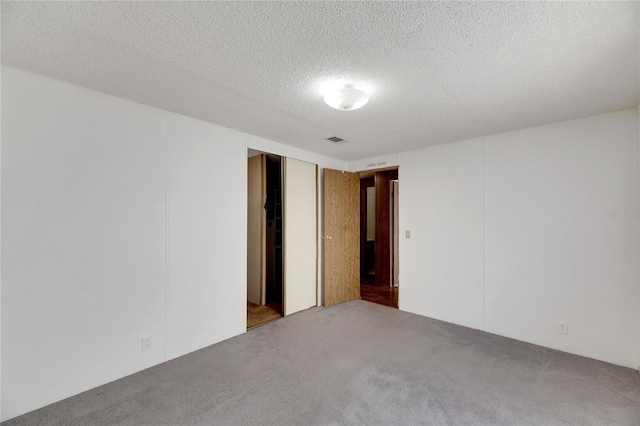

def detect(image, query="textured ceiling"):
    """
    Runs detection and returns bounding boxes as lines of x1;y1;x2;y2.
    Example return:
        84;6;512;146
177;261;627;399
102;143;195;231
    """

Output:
2;1;638;161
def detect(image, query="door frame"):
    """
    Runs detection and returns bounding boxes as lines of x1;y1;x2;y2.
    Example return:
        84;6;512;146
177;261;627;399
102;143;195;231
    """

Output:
357;167;399;287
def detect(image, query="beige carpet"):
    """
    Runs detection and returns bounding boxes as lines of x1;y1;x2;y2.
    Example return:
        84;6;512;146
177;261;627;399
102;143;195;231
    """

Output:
247;302;281;328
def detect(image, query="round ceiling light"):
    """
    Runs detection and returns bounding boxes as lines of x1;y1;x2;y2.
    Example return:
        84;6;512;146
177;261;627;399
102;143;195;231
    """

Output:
324;84;369;111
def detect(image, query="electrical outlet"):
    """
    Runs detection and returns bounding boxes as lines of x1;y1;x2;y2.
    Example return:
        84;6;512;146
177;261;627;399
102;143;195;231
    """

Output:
405;230;411;239
141;336;152;351
557;322;568;335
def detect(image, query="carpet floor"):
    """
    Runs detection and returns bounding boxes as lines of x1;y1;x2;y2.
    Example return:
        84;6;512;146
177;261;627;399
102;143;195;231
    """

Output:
4;300;639;425
247;302;281;328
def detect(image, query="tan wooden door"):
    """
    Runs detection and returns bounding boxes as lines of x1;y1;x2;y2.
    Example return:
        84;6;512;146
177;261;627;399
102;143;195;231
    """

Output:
323;168;360;307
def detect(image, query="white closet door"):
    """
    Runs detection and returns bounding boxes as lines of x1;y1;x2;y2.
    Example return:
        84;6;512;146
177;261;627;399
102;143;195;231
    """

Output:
283;157;317;315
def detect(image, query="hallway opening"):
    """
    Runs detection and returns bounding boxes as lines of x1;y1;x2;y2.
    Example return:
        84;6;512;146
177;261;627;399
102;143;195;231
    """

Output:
359;168;399;309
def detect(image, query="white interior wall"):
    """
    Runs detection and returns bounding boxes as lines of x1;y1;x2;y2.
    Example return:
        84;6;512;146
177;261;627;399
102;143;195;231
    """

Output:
1;67;167;420
398;108;640;369
165;112;248;360
399;140;485;330
484;110;638;368
0;67;347;421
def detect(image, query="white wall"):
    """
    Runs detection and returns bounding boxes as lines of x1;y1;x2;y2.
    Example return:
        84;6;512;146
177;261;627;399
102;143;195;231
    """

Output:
2;67;167;420
484;110;638;368
399;140;485;330
398;109;640;369
165;113;247;360
0;67;346;421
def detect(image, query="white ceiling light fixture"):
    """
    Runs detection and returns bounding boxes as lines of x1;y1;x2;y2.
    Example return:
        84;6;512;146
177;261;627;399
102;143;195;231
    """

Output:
324;84;369;111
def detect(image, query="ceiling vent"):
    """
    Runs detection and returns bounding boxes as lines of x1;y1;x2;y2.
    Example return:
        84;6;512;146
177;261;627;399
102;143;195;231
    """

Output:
326;136;347;144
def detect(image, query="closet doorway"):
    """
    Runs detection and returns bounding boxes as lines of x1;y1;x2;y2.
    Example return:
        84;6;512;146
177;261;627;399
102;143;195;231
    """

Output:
359;168;399;308
247;152;283;327
247;150;318;328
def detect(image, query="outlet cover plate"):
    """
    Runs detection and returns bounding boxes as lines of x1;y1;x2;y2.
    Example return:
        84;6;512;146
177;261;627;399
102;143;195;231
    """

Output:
142;336;152;351
557;322;568;335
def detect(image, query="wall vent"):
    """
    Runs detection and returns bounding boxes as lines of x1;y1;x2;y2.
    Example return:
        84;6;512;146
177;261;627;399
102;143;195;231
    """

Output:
326;136;347;144
366;161;388;168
